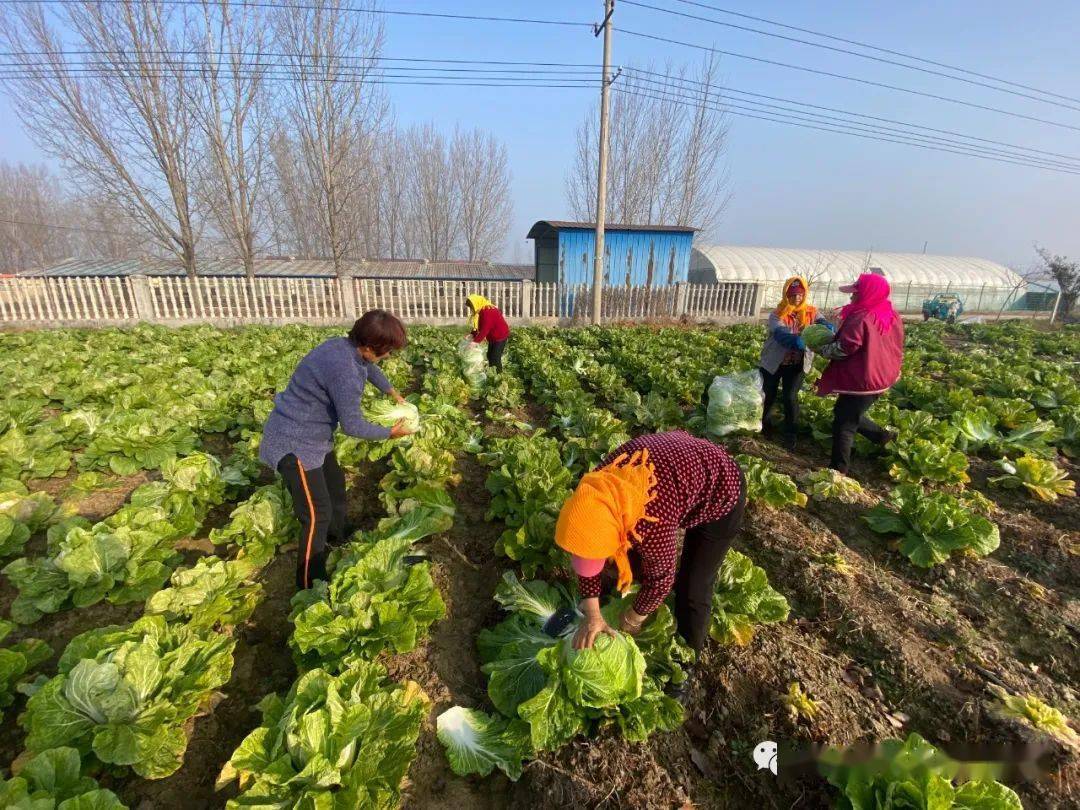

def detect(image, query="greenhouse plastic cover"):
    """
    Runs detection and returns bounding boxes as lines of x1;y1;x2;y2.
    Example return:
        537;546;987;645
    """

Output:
690;245;1022;289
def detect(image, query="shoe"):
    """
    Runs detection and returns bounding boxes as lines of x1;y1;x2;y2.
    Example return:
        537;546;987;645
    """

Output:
666;673;694;707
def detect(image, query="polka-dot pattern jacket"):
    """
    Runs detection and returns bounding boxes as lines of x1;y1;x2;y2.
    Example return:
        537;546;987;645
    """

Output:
577;430;744;615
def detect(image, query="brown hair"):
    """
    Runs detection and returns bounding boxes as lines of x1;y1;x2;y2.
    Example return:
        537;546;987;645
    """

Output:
347;309;407;354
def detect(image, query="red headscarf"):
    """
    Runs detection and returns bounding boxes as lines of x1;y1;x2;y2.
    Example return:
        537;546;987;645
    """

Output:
840;274;899;334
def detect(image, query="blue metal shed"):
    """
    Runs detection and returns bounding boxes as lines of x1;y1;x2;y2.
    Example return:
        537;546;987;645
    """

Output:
526;221;696;287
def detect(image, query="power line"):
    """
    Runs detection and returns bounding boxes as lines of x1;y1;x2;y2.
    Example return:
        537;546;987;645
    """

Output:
0;62;601;79
663;0;1080;106
0;0;593;28
619;79;1080;173
0;66;601;88
4;55;1076;171
610;86;1080;176
0;55;601;77
0;50;604;69
7;46;1075;165
617;85;1080;176
622;67;1080;166
619;27;1080;134
623;74;1080;171
621;0;1080;113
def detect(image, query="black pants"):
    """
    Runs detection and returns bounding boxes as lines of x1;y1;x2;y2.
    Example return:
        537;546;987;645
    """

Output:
487;338;507;370
629;469;747;655
278;451;348;589
830;393;889;474
760;364;805;436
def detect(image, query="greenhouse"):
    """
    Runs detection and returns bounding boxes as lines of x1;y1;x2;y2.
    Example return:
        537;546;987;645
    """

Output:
689;245;1031;313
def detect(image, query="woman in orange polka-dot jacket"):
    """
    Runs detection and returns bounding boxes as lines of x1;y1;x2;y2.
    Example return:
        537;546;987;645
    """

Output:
555;430;746;700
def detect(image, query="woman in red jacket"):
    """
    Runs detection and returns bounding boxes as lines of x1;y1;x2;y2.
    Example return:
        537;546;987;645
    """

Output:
466;294;511;370
817;273;904;475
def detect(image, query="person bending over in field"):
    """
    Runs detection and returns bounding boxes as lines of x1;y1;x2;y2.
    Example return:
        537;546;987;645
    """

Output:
758;275;834;450
259;309;415;590
554;430;746;703
465;294;510;371
815;273;903;475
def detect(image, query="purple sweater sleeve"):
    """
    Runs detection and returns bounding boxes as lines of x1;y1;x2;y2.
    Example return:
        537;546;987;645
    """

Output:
365;361;393;394
328;366;391;441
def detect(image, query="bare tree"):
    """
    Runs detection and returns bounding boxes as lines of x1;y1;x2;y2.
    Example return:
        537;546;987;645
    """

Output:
566;57;729;236
0;162;64;271
451;128;513;261
791;250;841;288
272;0;386;276
373;131;413;260
1;0;200;276
72;195;149;259
407;123;458;261
1035;246;1080;319
187;0;270;277
264;129;320;257
0;161;150;271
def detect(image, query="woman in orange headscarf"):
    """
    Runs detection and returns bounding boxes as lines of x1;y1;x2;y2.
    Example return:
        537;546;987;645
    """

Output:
555;431;746;702
758;276;834;449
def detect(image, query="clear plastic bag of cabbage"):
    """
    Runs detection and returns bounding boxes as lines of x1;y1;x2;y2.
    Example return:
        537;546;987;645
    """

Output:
438;572;687;779
706;370;764;436
800;323;834;350
458;338;488;386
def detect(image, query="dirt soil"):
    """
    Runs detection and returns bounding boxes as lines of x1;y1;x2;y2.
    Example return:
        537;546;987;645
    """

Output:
396;444;509;810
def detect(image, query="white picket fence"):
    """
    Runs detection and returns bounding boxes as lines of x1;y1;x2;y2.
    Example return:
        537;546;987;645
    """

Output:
0;275;764;327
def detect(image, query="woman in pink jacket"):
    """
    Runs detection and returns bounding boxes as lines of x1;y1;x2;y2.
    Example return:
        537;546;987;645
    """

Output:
816;274;904;475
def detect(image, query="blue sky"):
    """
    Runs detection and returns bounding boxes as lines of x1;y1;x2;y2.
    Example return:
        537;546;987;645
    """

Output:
3;1;1079;268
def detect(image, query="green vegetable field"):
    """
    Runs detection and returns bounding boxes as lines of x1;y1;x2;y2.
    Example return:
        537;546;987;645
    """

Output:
0;320;1076;809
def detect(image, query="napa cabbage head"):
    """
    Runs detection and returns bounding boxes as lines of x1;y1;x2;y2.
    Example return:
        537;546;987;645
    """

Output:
800;323;834;350
366;399;421;434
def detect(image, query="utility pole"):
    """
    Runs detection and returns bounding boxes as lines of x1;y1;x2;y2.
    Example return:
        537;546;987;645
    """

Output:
591;0;614;325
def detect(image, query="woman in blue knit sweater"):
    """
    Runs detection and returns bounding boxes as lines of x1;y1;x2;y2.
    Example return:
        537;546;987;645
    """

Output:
260;309;415;588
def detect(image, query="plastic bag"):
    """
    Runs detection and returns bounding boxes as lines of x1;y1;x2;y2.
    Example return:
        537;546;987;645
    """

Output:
706;370;764;437
458;338;487;386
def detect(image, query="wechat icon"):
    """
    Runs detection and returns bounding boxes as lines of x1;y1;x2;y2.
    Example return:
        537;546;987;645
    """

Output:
753;741;778;776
